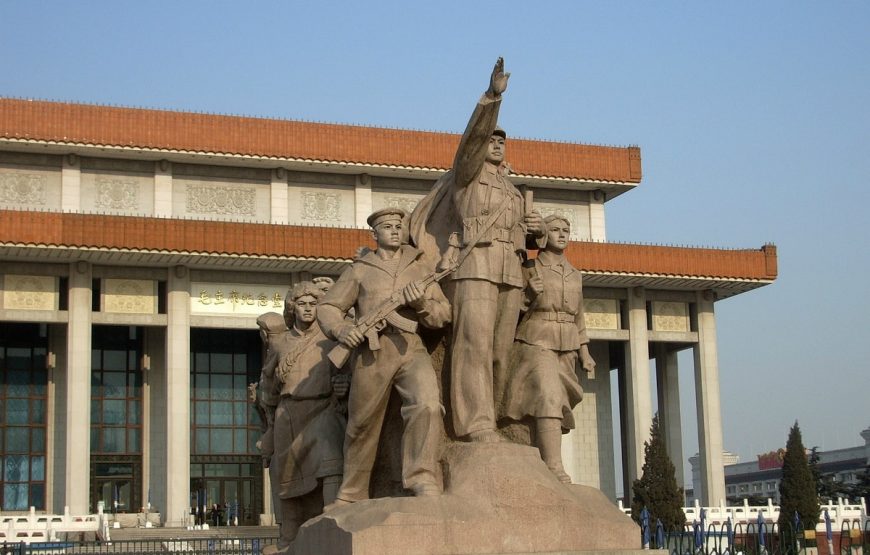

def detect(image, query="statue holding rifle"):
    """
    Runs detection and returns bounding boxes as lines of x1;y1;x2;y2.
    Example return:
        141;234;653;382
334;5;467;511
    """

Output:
317;207;451;508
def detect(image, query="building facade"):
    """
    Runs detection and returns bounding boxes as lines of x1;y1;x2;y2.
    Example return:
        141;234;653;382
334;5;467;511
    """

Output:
688;427;870;504
0;98;777;525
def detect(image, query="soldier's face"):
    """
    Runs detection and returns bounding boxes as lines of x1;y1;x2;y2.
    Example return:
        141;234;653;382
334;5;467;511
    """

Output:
294;295;318;324
372;219;403;249
546;220;571;251
486;135;505;164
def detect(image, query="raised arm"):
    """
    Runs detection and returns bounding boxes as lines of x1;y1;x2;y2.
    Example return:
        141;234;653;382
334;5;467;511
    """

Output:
453;57;510;188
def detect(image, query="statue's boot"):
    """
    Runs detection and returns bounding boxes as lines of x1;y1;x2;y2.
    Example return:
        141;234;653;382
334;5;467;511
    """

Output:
537;417;572;484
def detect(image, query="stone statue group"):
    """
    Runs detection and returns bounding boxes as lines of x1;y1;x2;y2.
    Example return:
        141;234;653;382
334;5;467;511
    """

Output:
253;58;596;554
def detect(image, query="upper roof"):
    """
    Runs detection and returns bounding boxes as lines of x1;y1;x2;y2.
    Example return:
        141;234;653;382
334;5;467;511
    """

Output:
0;98;641;184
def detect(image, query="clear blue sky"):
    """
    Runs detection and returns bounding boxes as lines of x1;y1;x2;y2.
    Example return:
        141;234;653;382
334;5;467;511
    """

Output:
2;2;868;486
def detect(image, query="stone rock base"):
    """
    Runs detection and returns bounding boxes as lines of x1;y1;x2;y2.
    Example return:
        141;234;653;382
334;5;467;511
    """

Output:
292;442;640;555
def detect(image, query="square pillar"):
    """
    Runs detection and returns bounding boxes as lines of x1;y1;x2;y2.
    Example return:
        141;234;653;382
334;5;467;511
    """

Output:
354;174;373;228
624;287;653;489
655;343;685;487
154;160;173;217
164;266;191;526
270;168;289;225
562;341;616;498
65;261;92;513
589;190;606;241
146;327;168;520
61;154;81;212
693;290;726;505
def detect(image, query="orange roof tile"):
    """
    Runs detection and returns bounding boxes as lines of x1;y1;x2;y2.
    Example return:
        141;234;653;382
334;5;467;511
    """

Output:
0;98;641;183
0;210;775;282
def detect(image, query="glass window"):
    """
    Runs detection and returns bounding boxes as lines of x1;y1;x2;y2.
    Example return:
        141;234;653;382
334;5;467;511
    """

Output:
210;402;232;426
0;323;46;510
5;399;29;424
190;329;261;456
3;483;28;511
90;326;143;456
209;429;233;454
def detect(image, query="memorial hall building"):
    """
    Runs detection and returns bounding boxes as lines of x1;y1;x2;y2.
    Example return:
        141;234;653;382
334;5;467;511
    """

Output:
0;98;777;526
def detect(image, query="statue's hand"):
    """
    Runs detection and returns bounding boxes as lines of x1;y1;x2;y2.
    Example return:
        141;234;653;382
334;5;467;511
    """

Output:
524;210;543;236
402;280;426;309
247;382;258;403
528;275;544;297
337;324;364;348
487;57;510;98
331;373;350;398
580;348;596;374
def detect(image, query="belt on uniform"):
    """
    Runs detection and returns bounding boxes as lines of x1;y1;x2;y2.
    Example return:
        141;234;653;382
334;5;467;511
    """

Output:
527;311;575;323
490;227;513;243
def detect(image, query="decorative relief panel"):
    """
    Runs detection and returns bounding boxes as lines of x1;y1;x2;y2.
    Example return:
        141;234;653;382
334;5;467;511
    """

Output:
384;196;419;213
0;173;47;205
95;178;139;211
103;279;157;314
584;298;619;330
2;275;58;311
186;184;256;216
538;206;578;230
301;192;341;222
651;301;690;332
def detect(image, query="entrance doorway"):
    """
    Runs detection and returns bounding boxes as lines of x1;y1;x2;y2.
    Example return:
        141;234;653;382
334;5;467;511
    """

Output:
90;458;141;513
191;460;261;525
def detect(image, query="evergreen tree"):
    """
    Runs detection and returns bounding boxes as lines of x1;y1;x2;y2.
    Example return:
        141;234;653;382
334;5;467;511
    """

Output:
847;465;870;503
631;415;686;530
778;422;820;531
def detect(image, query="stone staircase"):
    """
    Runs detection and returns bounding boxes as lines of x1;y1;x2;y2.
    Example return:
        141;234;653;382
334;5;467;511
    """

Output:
108;525;278;541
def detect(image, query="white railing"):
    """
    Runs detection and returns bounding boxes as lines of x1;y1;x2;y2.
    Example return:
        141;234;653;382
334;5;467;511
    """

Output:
619;497;868;532
0;505;108;545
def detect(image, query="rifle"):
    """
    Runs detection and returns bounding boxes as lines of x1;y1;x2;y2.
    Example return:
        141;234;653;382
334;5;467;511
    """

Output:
327;266;454;368
328;184;518;369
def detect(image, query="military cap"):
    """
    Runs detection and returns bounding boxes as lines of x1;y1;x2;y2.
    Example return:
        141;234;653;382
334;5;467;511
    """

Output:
366;207;408;228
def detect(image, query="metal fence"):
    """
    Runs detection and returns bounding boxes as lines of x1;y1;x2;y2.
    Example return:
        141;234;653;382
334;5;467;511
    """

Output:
1;537;277;555
641;518;870;555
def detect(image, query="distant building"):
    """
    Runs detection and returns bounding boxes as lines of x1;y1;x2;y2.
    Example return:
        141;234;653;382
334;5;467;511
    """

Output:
688;426;870;504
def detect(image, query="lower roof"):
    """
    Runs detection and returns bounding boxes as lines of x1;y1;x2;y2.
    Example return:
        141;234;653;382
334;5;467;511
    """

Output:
0;210;776;299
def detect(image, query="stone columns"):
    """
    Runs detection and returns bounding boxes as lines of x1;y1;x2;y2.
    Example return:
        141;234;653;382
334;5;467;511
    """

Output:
655;344;684;486
589;190;607;241
693;290;726;505
562;341;616;498
354;174;373;228
271;168;289;225
164;266;191;526
624;287;653;489
61;154;81;212
154;160;173;217
65;261;92;514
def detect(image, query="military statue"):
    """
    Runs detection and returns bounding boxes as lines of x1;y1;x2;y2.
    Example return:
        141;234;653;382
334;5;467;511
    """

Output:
318;207;451;507
496;215;595;483
257;282;349;554
410;57;544;442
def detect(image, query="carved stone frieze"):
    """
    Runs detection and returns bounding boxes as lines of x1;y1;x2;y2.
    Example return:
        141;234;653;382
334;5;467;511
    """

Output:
186;184;256;216
95;177;139;210
301;191;341;221
0;173;47;205
538;206;578;231
651;301;690;332
103;279;156;314
2;275;57;311
583;298;619;330
384;196;419;214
